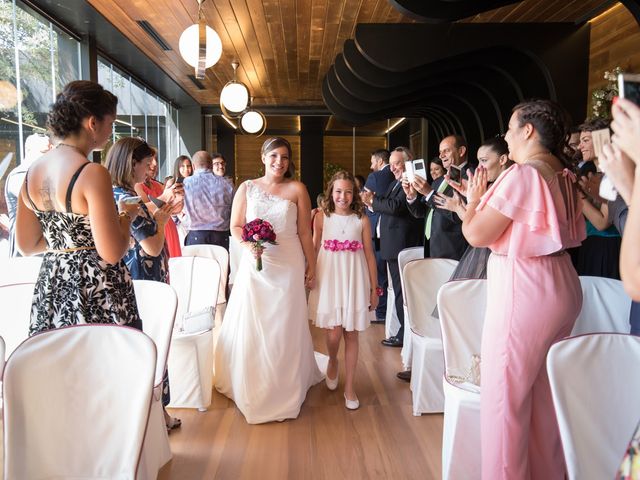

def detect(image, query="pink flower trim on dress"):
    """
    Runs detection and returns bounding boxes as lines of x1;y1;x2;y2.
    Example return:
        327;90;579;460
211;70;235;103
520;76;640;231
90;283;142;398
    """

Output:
323;239;364;252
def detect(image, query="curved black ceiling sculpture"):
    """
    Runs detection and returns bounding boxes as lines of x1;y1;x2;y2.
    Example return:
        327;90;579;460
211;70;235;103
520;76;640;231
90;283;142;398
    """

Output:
389;0;520;23
322;23;590;153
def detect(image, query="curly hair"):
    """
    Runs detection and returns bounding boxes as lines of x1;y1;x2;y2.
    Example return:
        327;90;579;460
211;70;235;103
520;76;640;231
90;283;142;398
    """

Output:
46;81;117;139
513;99;573;168
322;170;364;218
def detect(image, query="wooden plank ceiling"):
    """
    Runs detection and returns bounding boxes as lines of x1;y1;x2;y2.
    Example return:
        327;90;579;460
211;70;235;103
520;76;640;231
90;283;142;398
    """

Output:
87;0;415;108
87;0;615;109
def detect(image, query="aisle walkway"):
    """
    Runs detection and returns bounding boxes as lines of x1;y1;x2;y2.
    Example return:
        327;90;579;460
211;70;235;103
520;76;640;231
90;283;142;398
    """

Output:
159;323;443;479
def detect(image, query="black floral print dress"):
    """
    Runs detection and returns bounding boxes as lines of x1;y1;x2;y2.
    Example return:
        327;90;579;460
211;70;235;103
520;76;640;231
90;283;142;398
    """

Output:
26;163;142;335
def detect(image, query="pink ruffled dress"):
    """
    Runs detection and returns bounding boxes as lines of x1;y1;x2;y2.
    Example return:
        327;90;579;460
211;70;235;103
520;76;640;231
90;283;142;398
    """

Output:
475;161;585;480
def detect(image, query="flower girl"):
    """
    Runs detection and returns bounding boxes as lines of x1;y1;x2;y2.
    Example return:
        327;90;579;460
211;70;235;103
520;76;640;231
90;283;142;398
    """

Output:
308;171;379;409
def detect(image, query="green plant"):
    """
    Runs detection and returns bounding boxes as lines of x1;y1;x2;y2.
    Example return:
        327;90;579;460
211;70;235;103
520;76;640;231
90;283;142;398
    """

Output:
591;67;622;119
323;161;343;186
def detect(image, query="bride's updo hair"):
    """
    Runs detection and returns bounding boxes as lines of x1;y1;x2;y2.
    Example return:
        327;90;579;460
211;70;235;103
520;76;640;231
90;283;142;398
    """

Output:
323;170;364;218
512;99;572;168
261;137;295;178
47;81;118;139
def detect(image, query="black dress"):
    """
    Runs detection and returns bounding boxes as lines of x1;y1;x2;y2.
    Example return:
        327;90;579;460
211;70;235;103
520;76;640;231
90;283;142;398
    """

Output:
25;163;141;335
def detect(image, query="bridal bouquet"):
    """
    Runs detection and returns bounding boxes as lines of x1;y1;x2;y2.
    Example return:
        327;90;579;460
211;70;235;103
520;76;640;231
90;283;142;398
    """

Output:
241;218;277;271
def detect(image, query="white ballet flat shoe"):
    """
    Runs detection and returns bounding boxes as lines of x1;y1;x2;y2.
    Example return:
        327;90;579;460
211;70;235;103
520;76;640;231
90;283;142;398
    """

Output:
344;393;359;410
325;373;339;391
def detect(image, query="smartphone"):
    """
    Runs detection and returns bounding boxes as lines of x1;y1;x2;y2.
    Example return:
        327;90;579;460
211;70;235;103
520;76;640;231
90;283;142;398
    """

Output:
404;160;415;183
121;196;142;205
448;164;462;184
148;195;166;208
618;73;640;106
412;159;427;180
175;177;184;184
591;128;611;160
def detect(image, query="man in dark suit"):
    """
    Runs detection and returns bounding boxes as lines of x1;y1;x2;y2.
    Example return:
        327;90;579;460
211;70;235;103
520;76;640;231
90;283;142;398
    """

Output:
363;148;395;323
362;147;422;347
404;135;470;260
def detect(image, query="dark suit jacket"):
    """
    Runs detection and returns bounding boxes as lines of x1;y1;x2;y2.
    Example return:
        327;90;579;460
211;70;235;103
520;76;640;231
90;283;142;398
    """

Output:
407;170;469;260
372;179;423;261
364;165;395;239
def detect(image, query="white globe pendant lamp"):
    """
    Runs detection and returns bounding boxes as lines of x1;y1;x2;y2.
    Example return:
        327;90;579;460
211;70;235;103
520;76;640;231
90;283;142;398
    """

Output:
220;61;250;117
239;108;266;136
178;0;222;79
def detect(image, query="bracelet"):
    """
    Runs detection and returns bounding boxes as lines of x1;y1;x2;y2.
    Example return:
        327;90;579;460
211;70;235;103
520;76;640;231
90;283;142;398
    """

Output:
118;211;132;222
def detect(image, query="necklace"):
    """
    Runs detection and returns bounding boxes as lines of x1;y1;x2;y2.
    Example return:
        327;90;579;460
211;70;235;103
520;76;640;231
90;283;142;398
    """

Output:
335;213;350;234
56;142;88;157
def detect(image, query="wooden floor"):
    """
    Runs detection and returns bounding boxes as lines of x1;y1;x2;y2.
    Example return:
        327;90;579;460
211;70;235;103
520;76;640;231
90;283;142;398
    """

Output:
159;323;443;480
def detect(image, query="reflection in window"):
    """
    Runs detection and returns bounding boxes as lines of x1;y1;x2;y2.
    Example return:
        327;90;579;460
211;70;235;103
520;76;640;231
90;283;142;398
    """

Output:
0;0;80;257
97;57;179;179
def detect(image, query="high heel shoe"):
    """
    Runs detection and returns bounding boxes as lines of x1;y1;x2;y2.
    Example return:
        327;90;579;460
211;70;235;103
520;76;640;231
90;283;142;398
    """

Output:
344;393;359;410
325;372;339;391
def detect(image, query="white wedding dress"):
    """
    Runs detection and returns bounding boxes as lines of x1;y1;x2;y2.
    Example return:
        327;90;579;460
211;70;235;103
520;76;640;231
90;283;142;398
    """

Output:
214;180;324;424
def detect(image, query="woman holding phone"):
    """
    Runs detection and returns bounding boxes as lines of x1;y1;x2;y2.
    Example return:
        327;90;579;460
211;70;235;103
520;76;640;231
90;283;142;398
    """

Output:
106;136;182;431
461;99;584;478
135;146;183;258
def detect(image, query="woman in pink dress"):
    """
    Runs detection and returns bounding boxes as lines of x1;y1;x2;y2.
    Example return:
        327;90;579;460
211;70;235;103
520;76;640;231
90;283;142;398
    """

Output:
135;146;183;258
460;99;585;479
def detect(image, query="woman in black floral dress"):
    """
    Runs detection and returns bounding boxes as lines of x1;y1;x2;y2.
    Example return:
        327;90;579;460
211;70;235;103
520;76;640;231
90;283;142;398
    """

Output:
15;81;142;334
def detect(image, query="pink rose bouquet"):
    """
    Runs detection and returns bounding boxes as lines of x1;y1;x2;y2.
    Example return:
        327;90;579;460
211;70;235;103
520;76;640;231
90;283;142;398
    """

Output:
241;218;277;271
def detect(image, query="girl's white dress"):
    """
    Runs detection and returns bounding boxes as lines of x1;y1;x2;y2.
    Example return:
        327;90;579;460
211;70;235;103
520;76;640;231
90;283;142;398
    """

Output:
308;212;372;331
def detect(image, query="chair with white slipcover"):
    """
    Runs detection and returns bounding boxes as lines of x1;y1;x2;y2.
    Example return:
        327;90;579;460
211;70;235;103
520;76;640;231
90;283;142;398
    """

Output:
438;278;486;480
3;324;156;480
397;246;425;370
167;256;220;410
0;256;42;286
133;280;178;479
403;258;458;415
548;333;640;480
437;275;632;480
0;282;34;356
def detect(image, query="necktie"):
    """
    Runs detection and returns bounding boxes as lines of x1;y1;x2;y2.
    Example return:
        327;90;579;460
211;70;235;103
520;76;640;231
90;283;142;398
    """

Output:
425;180;449;240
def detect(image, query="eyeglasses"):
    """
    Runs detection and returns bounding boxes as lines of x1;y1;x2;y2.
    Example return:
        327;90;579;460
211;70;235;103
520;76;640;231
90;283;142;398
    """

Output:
212;162;225;167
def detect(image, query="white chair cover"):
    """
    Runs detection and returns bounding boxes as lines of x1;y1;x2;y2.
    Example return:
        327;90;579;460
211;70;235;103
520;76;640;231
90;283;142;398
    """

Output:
404;258;458;415
0;283;34;355
548;333;640;480
3;325;156;480
384;263;401;340
438;279;487;480
133;280;178;479
0;256;42;286
398;246;425;369
182;244;229;307
167;257;220;409
572;276;631;335
437;275;631;480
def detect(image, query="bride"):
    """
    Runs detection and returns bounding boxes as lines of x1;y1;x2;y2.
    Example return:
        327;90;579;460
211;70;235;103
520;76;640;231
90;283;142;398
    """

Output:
214;137;324;424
